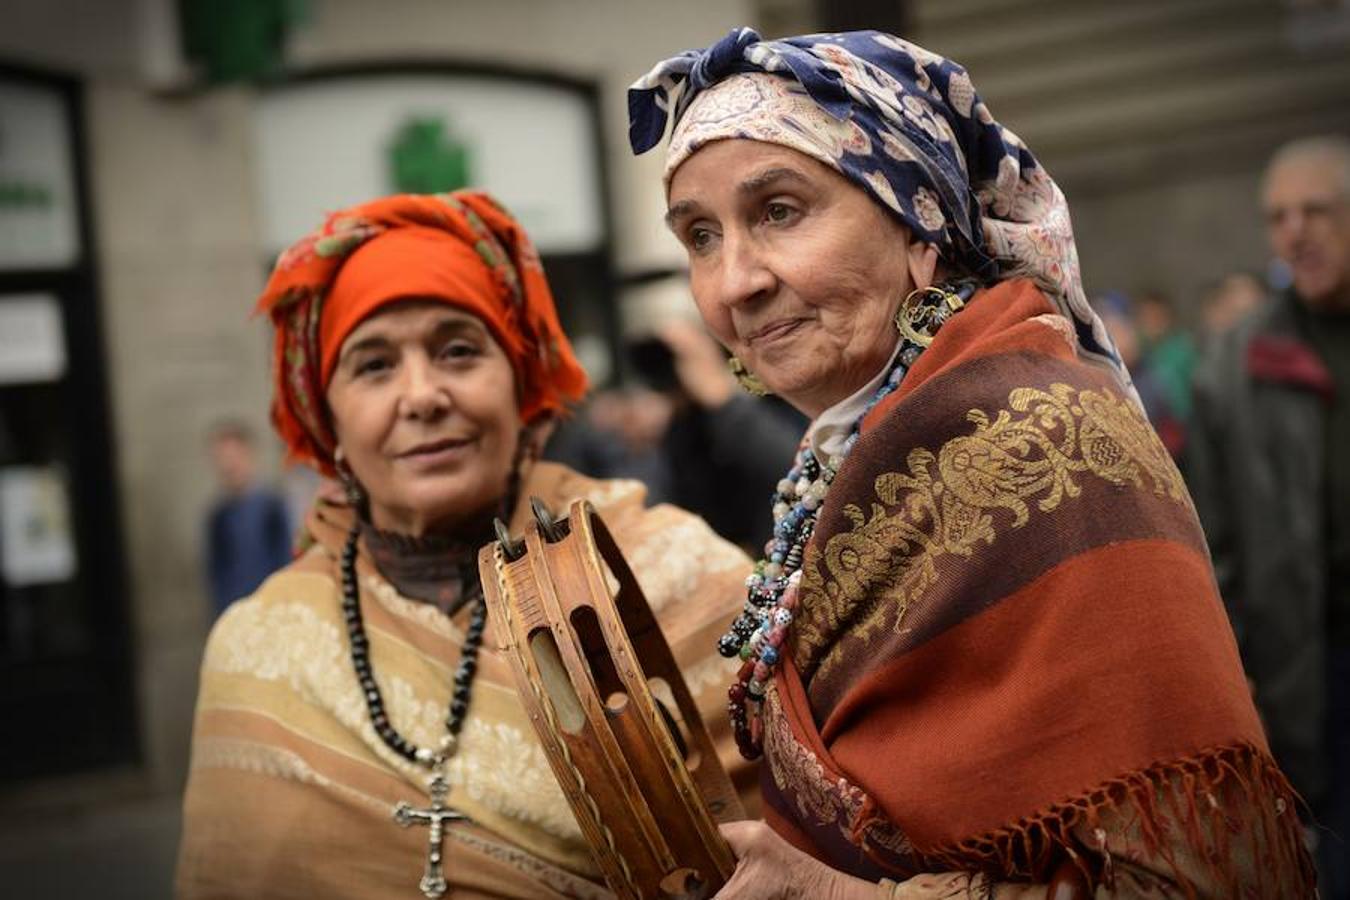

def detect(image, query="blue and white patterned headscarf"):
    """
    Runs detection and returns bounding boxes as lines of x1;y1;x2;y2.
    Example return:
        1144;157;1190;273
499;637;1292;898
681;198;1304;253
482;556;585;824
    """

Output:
629;27;1122;373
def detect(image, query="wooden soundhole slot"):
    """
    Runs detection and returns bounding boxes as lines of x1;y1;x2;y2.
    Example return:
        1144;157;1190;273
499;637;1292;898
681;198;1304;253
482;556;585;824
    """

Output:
528;628;585;735
647;676;696;768
569;605;638;730
658;867;709;900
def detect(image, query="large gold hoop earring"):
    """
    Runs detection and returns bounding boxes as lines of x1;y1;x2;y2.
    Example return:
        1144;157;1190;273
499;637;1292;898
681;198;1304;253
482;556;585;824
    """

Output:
893;283;968;348
728;356;770;396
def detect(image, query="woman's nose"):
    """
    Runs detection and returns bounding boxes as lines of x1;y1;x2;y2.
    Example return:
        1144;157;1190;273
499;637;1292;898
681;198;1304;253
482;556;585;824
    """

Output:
717;233;776;310
398;357;450;420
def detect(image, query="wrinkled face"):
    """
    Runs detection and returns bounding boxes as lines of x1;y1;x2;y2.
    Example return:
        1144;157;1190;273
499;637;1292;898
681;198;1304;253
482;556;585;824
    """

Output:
1264;155;1350;311
667;140;931;418
325;300;521;536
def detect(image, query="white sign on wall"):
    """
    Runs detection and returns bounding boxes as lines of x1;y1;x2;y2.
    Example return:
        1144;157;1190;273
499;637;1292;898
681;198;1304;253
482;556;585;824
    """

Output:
0;80;80;271
0;293;66;385
0;465;77;586
254;75;605;256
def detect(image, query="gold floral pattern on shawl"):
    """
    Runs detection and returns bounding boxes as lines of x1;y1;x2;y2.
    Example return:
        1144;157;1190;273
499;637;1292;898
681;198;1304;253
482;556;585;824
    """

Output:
763;685;914;858
793;383;1187;678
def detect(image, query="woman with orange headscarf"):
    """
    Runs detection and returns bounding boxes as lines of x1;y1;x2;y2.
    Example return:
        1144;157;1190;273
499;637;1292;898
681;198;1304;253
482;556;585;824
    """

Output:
175;191;755;898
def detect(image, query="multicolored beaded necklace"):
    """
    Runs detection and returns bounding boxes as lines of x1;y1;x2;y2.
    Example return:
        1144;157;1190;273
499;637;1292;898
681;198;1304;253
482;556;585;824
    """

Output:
719;281;976;759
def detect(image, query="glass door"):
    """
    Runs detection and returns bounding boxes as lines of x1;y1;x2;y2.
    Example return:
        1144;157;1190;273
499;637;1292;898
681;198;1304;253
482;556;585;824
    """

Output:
0;64;136;780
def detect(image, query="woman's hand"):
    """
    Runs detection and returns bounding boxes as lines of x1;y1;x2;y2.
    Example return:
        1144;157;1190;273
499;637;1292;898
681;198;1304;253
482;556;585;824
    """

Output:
713;821;881;900
659;321;736;410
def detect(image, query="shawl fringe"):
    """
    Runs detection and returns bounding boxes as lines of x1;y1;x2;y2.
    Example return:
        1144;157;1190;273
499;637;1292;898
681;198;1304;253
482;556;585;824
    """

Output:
871;741;1314;898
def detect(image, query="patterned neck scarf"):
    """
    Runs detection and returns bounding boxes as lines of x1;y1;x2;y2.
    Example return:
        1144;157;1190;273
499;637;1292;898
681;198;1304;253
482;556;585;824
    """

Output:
628;28;1123;377
254;191;588;476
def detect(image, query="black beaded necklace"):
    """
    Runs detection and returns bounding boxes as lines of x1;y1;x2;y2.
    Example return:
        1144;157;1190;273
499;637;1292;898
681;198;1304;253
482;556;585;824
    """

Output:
336;431;528;898
339;522;486;765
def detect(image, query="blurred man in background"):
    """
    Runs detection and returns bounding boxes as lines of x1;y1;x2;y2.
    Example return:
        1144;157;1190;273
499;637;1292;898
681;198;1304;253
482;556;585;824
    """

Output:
649;320;804;550
1190;135;1350;896
204;421;292;620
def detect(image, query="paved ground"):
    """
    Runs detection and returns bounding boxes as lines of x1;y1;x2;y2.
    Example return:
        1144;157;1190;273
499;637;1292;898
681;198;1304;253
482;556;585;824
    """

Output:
0;793;180;899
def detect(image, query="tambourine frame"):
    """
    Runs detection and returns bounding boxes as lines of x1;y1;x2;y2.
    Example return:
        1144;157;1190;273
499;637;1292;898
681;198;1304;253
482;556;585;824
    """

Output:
478;499;742;899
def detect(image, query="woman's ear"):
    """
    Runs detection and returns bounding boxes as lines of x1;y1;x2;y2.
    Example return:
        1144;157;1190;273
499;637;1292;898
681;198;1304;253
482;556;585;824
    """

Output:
522;417;557;461
906;240;942;291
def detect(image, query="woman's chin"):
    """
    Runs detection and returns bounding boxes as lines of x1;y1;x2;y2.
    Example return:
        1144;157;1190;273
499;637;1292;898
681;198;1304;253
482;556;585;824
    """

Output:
757;368;824;413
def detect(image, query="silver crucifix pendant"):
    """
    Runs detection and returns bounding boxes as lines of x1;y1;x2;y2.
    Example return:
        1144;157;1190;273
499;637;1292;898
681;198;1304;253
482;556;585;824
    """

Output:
394;767;469;898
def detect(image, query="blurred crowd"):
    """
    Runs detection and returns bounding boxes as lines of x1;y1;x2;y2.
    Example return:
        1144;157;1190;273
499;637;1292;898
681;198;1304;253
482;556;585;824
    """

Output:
1092;272;1269;464
1089;136;1350;892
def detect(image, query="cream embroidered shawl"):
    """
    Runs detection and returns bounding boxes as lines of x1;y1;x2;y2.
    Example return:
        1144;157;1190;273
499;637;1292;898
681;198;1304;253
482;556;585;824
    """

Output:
175;463;755;899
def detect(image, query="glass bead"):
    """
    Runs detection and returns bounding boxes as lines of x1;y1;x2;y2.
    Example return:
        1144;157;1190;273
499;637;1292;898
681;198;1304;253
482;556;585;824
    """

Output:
795;477;810;497
774;608;794;627
760;646;779;666
776;478;795;496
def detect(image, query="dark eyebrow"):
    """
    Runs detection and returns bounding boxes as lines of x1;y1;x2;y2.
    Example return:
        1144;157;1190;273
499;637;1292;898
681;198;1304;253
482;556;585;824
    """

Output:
665;166;812;232
337;335;391;366
337;309;486;366
665;200;697;232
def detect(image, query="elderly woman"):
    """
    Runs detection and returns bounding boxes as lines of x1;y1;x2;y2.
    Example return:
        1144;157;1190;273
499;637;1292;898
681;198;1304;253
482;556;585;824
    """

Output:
629;29;1314;898
175;191;755;899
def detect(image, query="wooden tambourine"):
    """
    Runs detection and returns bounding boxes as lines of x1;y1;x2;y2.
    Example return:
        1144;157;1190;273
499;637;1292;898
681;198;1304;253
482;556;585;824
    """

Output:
478;498;744;899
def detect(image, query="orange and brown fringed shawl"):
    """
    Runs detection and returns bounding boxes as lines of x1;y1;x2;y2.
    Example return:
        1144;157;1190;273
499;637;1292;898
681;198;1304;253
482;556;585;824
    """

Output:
757;279;1315;897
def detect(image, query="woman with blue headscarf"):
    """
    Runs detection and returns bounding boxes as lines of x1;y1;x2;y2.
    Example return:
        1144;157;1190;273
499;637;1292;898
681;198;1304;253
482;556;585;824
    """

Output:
630;29;1313;898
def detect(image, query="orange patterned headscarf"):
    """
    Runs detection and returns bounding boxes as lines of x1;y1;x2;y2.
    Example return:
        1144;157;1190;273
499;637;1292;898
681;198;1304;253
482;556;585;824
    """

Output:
255;191;588;476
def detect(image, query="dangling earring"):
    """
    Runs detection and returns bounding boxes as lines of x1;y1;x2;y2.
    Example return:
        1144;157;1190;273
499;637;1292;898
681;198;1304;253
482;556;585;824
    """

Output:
893;282;972;348
728;356;770;396
333;447;365;508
